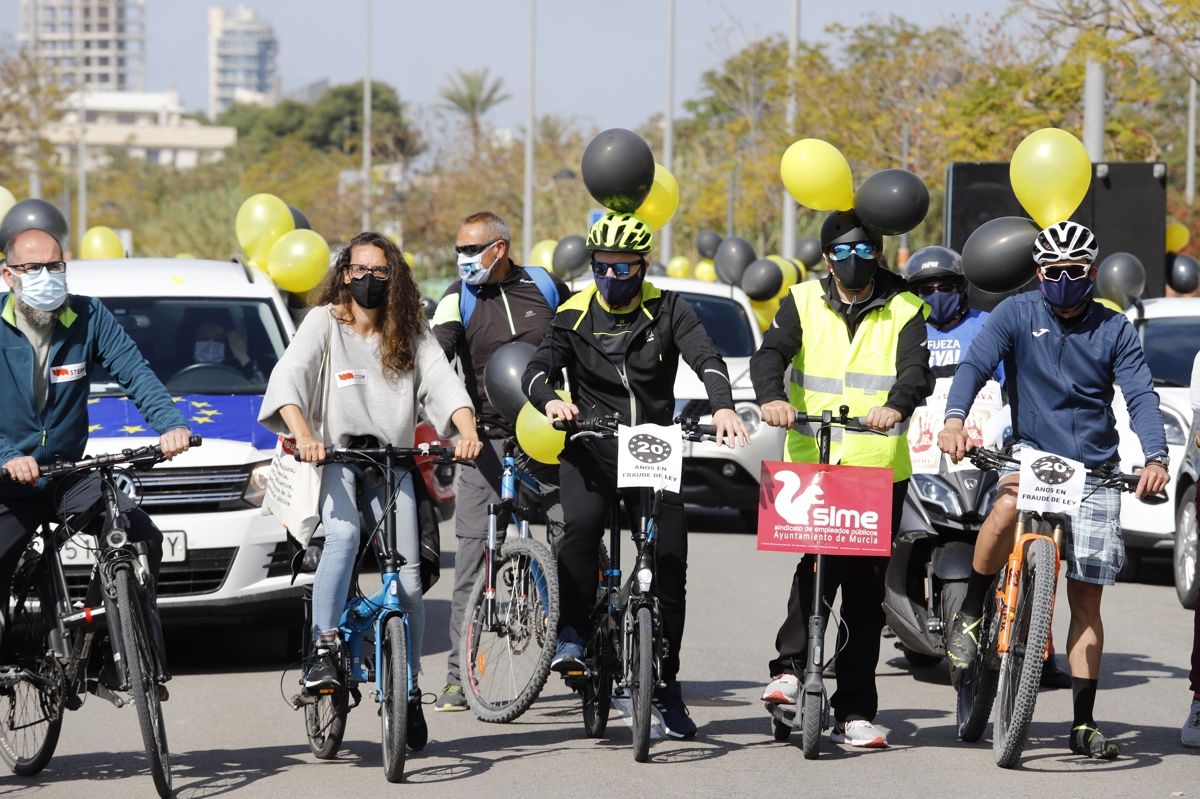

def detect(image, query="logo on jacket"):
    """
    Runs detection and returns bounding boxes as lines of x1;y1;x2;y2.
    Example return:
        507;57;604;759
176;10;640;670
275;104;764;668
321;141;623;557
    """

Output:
50;362;87;383
1030;455;1075;485
335;370;366;388
1032;328;1050;338
627;432;672;464
645;330;655;343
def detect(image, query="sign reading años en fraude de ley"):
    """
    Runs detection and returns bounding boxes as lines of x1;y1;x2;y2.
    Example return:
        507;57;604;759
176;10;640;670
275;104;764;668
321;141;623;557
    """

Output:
757;461;894;556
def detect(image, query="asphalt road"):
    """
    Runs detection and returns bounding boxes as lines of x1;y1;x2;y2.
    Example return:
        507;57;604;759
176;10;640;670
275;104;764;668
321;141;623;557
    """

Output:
5;511;1196;799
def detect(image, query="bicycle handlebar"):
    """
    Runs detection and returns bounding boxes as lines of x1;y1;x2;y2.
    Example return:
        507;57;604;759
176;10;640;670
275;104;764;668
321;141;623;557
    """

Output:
791;411;886;436
551;415;719;443
966;446;1157;497
306;442;458;467
3;435;205;481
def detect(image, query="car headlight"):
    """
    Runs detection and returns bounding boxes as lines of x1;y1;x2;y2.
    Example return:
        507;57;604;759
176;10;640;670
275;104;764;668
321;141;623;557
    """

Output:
911;473;964;517
736;402;762;436
1164;411;1187;447
243;460;272;507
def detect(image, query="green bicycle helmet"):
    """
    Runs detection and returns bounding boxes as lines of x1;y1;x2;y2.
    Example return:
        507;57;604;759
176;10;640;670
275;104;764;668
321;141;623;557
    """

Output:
586;212;653;254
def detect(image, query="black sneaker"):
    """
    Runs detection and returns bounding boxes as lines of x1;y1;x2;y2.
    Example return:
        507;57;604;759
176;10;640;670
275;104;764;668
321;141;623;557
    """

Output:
304;650;340;692
652;681;697;740
946;612;982;671
407;688;428;751
1069;724;1119;760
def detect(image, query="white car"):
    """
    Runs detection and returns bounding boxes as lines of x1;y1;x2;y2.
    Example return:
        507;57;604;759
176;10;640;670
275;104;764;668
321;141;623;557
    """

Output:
1111;298;1199;579
65;258;302;629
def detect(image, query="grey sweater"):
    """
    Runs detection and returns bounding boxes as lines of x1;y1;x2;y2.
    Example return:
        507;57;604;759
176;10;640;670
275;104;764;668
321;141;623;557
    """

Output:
259;305;472;446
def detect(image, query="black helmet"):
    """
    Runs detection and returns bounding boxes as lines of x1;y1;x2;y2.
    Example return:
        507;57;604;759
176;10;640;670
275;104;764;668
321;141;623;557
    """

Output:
820;210;882;251
902;246;963;285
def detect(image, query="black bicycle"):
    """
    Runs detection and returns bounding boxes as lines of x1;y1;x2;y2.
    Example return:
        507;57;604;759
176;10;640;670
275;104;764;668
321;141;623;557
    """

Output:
0;436;201;797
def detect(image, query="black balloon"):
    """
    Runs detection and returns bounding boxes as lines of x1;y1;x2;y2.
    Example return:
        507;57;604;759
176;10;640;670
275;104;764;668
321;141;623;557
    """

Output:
795;236;822;268
581;128;655;214
1095;252;1145;308
741;258;783;301
961;216;1041;294
420;296;437;320
853;169;930;236
1168;253;1200;294
289;205;311;230
0;199;69;251
483;342;538;423
552;235;589;279
713;236;756;285
696;230;722;259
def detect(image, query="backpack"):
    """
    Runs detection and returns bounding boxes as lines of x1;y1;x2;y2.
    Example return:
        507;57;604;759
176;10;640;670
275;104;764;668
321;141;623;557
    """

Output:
459;266;560;327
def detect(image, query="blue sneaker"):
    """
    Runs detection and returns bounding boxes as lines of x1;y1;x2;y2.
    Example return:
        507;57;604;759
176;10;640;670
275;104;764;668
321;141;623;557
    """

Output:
551;626;585;673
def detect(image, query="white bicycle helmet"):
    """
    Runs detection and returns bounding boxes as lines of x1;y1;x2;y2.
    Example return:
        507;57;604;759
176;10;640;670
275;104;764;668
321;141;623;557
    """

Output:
1033;221;1099;265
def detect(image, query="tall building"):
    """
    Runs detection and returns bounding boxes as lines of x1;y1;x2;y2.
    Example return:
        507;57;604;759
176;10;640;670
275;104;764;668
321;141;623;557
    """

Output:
18;0;147;91
207;6;280;120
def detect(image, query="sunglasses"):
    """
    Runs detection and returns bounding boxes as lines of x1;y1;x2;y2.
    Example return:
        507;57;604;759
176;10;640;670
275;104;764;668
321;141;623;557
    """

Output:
913;281;960;297
455;239;500;257
7;261;67;275
1039;265;1090;281
346;264;391;280
591;258;644;278
827;243;878;262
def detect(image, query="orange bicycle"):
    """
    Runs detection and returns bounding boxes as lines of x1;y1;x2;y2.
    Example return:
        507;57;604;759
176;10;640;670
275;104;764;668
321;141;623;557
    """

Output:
954;446;1162;768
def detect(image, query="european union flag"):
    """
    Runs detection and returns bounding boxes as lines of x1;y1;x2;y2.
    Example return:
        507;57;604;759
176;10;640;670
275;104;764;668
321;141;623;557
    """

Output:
87;394;276;450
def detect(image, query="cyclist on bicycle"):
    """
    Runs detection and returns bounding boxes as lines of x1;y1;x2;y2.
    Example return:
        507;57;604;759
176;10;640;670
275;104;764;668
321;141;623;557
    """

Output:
260;232;482;750
752;209;933;749
0;224;191;685
522;211;749;740
938;220;1170;759
430;211;569;712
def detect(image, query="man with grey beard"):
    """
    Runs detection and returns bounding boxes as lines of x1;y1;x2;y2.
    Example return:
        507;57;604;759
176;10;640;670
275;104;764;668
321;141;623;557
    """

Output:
0;225;191;688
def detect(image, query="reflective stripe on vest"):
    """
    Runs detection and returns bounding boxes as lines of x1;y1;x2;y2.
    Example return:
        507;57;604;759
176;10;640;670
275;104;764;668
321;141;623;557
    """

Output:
784;280;927;481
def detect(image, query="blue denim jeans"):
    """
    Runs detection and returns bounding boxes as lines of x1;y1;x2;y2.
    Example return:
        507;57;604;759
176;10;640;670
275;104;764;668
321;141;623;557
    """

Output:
312;462;423;675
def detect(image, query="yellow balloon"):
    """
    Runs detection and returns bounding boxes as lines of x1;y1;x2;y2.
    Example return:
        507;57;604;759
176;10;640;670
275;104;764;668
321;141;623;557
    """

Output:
1166;221;1190;254
236;193;294;266
267;229;331;293
1009;128;1091;228
780;138;854;212
1095;297;1125;313
0;186;15;223
634;164;680;230
767;255;799;300
515;390;571;464
666;255;691;278
528;238;557;269
80;226;124;259
693;258;717;282
750;297;779;332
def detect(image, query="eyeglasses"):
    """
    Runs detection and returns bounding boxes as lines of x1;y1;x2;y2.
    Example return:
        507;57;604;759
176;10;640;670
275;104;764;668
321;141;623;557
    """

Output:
591;258;644;278
455;239;500;257
826;243;878;262
7;261;67;275
1039;264;1090;281
346;264;391;280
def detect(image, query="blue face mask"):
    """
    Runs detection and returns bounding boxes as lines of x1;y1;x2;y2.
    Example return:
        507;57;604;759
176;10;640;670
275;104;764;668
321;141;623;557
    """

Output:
1039;272;1094;310
194;340;225;364
925;288;964;327
16;269;68;312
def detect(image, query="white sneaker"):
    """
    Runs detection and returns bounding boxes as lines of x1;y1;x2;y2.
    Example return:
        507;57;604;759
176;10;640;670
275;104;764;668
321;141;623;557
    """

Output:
761;674;799;705
1184;698;1200;748
831;719;889;748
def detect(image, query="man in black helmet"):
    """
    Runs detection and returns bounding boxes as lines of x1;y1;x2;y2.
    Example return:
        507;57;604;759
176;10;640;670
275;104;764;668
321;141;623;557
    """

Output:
750;210;934;748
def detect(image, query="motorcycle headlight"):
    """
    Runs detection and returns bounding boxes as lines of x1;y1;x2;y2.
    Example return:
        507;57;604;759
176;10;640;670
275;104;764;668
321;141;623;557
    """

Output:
1163;411;1187;447
911;473;964;517
736;402;762;436
243;460;272;507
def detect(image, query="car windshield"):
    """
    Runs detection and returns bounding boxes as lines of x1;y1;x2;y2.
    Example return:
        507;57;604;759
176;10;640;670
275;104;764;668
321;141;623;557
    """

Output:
90;298;288;395
1138;317;1200;388
677;292;756;357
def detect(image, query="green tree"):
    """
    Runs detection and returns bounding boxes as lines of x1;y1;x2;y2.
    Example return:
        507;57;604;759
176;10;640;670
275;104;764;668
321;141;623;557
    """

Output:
301;81;423;160
439;68;511;154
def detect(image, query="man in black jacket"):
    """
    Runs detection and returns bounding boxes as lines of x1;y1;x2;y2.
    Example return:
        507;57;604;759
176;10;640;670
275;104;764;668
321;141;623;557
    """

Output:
523;211;749;740
431;210;570;711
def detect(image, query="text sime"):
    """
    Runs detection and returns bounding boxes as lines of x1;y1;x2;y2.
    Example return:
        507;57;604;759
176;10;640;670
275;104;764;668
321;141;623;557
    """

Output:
810;506;879;530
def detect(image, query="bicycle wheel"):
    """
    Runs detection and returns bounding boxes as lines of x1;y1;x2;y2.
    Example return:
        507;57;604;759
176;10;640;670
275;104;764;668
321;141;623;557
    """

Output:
461;537;559;723
304;686;348;759
800;688;822;760
380;615;409;783
0;559;64;776
993;537;1056;768
582;626;613;738
114;568;171;797
630;606;654;763
955;579;1002;742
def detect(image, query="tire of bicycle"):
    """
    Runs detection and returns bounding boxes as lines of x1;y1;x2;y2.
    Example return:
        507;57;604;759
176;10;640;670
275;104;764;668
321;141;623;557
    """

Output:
0;564;64;776
304;685;348;759
955;576;1002;742
582;625;613;738
114;567;171;797
461;537;560;723
380;615;409;783
993;537;1056;768
630;605;654;763
801;688;822;760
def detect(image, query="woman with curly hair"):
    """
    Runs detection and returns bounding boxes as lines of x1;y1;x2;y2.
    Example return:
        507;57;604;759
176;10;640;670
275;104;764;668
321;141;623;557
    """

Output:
260;231;482;748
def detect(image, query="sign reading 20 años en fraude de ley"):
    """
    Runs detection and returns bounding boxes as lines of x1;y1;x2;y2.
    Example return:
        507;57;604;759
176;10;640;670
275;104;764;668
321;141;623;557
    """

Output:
1016;447;1085;513
617;424;683;492
756;461;894;557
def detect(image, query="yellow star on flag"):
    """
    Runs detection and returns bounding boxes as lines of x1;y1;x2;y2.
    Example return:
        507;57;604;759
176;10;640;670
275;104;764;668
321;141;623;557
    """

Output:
190;401;212;409
190;415;215;425
87;398;99;405
195;408;221;417
88;424;103;433
172;396;184;403
119;425;145;434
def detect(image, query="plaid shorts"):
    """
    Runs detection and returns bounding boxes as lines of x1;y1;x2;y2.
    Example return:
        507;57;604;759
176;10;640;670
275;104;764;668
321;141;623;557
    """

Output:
999;446;1125;586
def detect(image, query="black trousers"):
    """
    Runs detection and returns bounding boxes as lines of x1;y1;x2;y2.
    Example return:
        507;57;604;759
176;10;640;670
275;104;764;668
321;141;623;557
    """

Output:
767;479;907;723
556;441;688;684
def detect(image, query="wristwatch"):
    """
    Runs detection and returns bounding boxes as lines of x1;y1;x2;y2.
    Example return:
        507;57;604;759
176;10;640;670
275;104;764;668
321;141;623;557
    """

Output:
1145;457;1170;470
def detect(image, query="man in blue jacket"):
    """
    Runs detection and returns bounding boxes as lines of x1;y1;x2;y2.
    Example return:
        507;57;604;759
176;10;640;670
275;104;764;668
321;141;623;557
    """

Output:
1;226;190;679
937;221;1170;759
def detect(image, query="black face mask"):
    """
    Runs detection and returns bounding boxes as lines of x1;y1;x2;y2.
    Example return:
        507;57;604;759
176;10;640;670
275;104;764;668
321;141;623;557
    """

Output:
831;254;877;291
349;274;387;309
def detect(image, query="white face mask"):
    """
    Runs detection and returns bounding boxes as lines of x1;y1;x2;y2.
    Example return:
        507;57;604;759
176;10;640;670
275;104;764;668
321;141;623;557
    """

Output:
457;241;500;286
15;268;68;312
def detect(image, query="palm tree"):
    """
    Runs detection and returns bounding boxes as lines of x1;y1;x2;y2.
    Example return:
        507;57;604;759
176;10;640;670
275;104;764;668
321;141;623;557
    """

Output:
439;68;511;154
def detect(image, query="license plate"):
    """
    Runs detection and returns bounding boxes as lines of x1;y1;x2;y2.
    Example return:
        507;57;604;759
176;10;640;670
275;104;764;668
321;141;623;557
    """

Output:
60;531;188;566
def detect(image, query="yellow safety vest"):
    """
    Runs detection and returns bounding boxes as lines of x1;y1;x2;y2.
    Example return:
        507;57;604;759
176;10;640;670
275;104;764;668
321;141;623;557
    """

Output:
785;280;927;482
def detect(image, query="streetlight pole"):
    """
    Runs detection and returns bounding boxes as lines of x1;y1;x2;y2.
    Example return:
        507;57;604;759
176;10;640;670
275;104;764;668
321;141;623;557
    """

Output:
76;49;87;253
662;0;675;264
1188;76;1196;206
780;0;799;259
361;0;372;232
522;0;536;263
